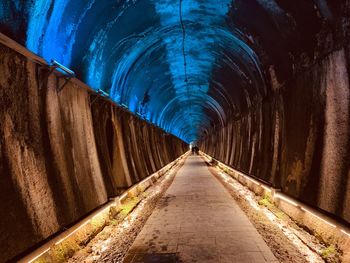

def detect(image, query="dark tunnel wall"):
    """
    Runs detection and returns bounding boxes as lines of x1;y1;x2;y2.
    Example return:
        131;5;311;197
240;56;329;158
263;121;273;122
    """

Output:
0;42;187;262
199;0;350;225
1;0;350;259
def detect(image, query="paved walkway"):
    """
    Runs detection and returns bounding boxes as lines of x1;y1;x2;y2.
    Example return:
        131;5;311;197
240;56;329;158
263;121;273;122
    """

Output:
124;156;278;263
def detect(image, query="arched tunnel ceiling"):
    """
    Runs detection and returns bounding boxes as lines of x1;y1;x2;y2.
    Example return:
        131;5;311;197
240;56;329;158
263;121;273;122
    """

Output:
0;0;332;143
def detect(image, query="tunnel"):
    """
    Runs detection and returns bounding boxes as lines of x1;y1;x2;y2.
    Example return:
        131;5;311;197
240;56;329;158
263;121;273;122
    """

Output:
1;0;350;262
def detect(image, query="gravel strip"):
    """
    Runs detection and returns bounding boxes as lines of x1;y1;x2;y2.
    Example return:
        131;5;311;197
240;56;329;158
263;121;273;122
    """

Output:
209;166;322;263
67;161;184;263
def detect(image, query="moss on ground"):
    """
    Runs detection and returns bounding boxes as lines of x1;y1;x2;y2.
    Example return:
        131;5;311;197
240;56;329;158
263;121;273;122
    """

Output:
321;245;337;260
258;192;273;208
45;240;80;263
110;219;119;226
90;214;107;229
222;167;229;173
29;160;182;263
118;196;140;219
275;211;287;220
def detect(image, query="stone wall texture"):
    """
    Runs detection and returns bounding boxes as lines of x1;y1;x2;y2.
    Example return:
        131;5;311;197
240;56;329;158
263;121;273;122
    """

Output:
199;5;350;225
0;43;187;262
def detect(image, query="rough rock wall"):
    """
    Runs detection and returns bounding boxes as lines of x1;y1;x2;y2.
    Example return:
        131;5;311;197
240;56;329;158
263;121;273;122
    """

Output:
201;49;350;223
91;100;187;196
0;43;187;262
200;3;350;224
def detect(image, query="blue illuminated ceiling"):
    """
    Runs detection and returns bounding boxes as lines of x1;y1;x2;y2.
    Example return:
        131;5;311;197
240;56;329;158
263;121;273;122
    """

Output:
0;0;328;142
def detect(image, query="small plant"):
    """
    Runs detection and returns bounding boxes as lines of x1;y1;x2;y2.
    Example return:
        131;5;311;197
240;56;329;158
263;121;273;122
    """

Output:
222;167;229;173
258;198;271;206
275;211;286;220
321;245;336;259
109;219;119;226
258;192;273;207
109;205;121;218
90;215;106;228
118;197;140;219
50;241;78;262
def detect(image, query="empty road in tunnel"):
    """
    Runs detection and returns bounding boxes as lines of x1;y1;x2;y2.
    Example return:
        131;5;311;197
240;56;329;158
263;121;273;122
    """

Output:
65;154;326;263
2;1;350;262
123;155;277;263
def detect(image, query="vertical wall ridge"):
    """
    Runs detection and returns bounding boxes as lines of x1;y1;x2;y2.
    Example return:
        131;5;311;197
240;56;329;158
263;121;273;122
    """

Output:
0;42;187;263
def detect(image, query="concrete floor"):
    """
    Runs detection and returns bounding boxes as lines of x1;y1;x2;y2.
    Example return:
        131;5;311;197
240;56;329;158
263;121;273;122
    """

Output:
124;156;278;263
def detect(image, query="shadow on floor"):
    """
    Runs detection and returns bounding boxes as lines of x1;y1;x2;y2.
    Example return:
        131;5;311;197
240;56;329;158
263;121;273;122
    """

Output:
124;252;182;263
